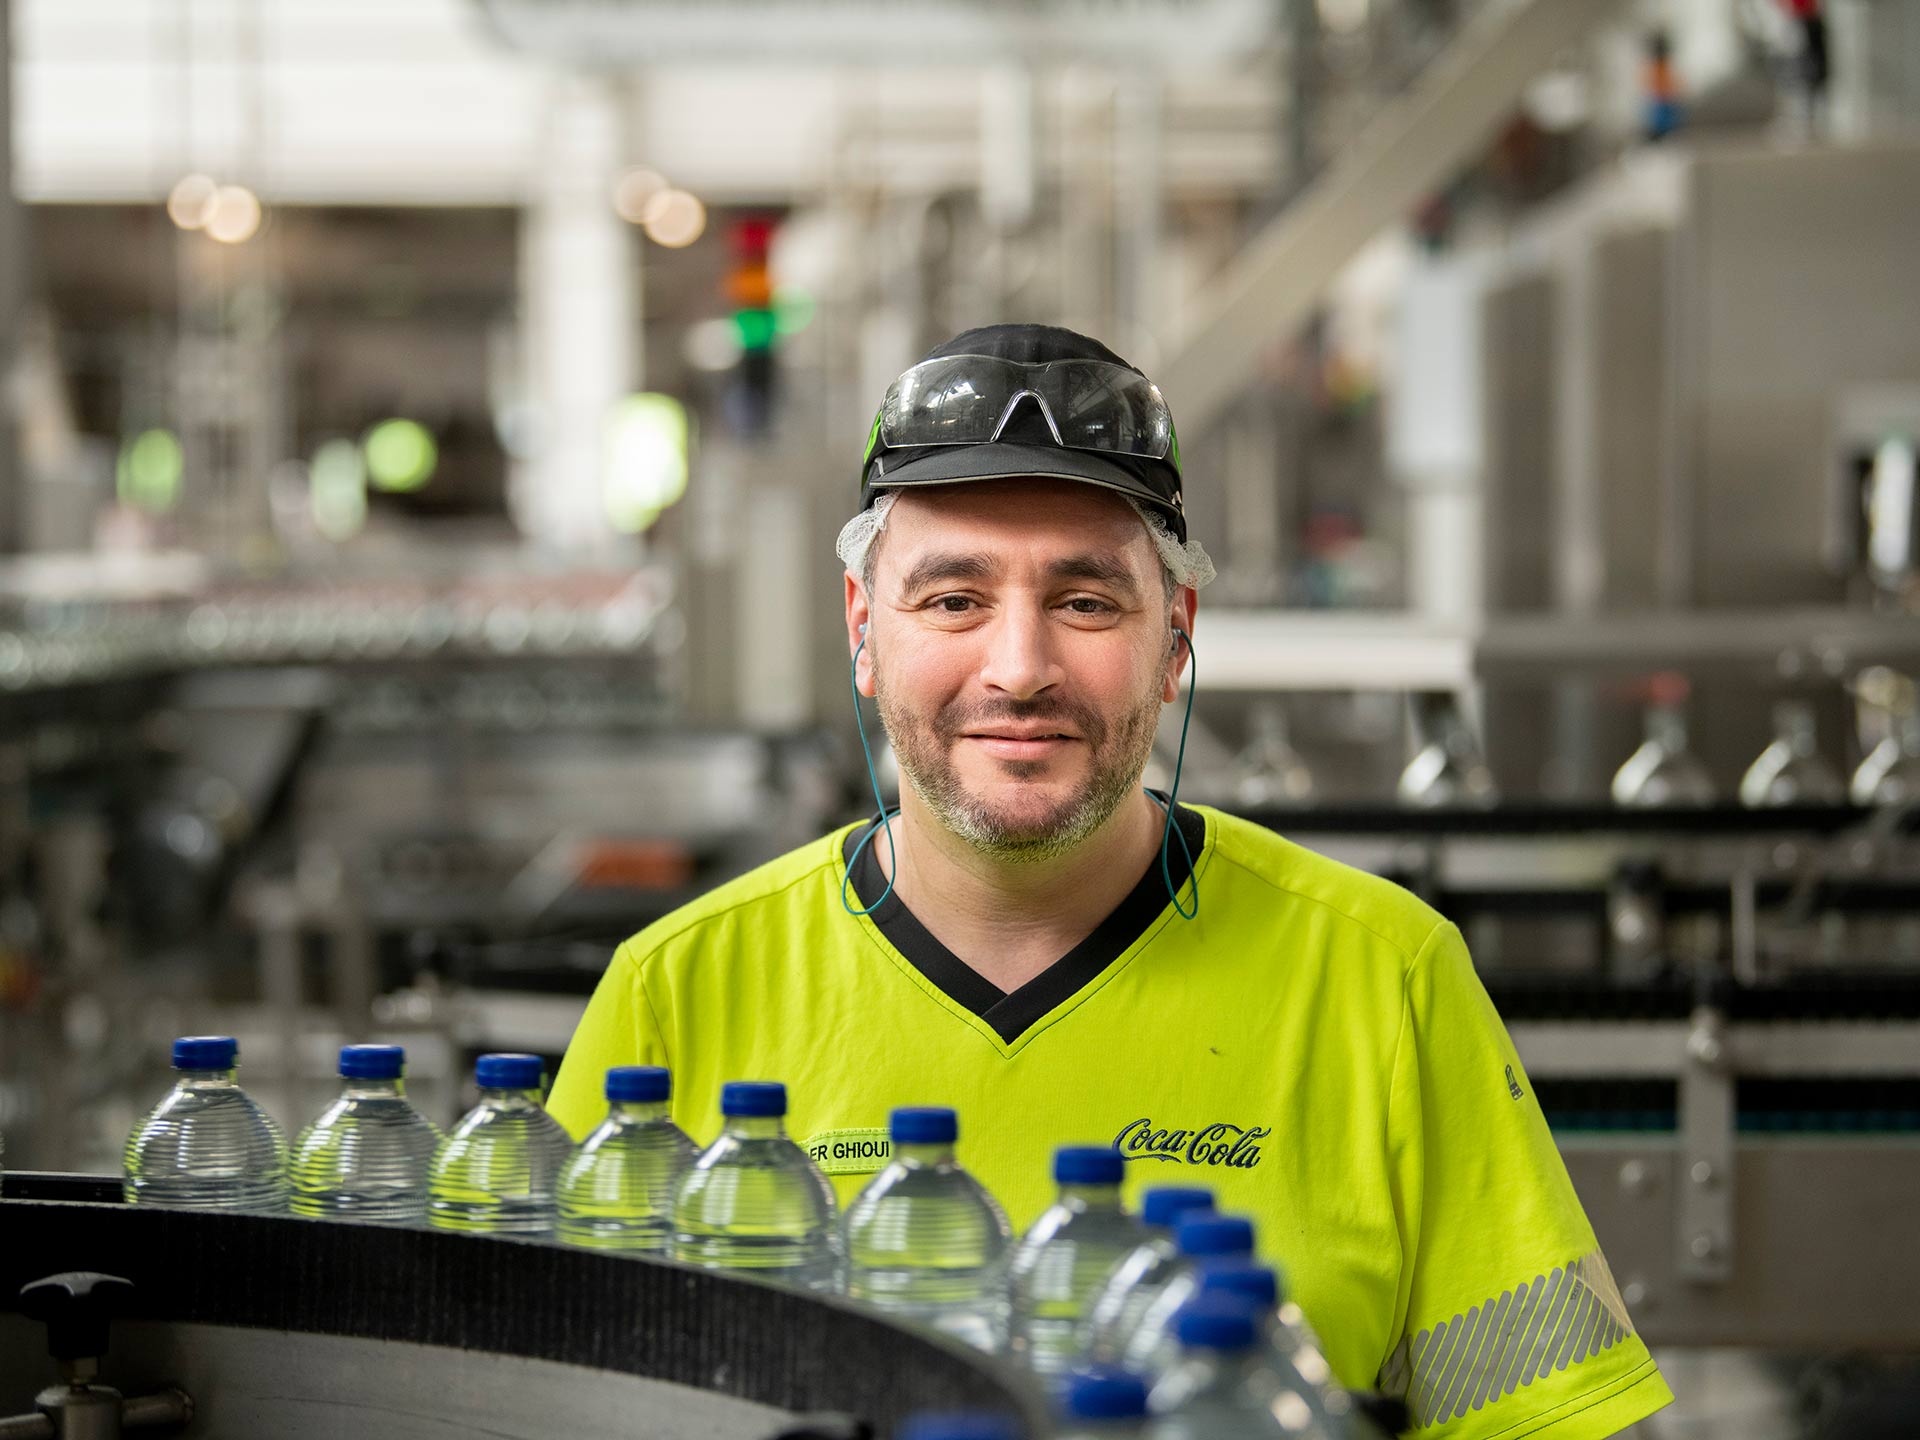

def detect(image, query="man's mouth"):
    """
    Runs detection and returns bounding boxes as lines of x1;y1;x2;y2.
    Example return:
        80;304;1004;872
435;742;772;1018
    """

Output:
961;729;1080;759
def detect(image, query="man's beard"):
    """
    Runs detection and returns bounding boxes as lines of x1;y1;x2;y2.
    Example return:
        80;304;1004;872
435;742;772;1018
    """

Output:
874;656;1165;863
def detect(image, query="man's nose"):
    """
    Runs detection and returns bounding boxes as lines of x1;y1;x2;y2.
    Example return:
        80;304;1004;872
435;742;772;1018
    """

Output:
978;606;1062;701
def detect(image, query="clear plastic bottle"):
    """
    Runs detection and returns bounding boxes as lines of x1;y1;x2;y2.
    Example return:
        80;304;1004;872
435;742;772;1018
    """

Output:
1853;708;1920;805
1146;1296;1344;1439
843;1106;1013;1350
1235;702;1315;807
671;1080;840;1293
1059;1366;1152;1438
556;1065;697;1253
290;1044;443;1225
1612;692;1716;808
1397;692;1497;810
1191;1264;1350;1430
1116;1213;1259;1376
427;1053;572;1236
1079;1186;1216;1362
1008;1145;1141;1378
123;1035;287;1213
1739;700;1844;807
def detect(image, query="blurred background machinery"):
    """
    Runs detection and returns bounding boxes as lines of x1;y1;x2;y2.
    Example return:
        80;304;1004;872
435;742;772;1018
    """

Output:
1;0;1920;1434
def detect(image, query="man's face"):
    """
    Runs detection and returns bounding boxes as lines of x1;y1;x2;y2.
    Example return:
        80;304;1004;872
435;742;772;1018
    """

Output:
850;479;1191;860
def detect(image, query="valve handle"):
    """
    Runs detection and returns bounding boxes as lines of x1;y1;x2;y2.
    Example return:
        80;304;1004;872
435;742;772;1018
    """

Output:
17;1273;134;1364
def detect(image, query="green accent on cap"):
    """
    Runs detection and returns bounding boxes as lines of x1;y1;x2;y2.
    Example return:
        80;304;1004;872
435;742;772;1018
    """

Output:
862;407;884;469
1169;420;1181;472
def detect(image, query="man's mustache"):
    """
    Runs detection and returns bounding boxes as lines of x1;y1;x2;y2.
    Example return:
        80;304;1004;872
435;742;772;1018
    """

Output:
933;696;1108;746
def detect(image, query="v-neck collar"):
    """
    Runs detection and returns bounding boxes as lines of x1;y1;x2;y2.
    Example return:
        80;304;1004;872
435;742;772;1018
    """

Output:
842;798;1207;1044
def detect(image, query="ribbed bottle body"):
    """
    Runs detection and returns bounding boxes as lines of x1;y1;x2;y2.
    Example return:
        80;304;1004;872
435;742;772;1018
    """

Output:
123;1072;287;1214
290;1084;443;1225
672;1121;840;1293
556;1104;697;1252
427;1092;572;1236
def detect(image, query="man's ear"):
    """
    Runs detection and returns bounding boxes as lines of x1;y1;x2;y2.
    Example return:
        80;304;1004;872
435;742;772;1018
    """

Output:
1163;585;1197;704
845;572;877;698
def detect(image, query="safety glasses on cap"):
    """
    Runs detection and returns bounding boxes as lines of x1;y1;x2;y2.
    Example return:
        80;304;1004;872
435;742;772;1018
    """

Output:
869;354;1176;464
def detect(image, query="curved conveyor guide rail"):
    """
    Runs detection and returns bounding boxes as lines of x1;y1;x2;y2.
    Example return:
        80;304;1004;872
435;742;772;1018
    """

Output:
0;1179;1046;1436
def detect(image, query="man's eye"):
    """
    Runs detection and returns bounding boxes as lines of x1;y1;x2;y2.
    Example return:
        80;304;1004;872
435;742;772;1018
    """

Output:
934;595;975;613
1065;598;1115;615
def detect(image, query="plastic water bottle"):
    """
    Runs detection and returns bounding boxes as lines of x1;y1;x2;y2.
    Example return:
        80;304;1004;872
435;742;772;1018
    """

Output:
1190;1264;1351;1430
671;1081;839;1293
556;1065;697;1253
289;1044;443;1225
427;1053;572;1236
843;1106;1013;1351
896;1414;1019;1440
123;1036;287;1213
1060;1366;1152;1437
1147;1295;1344;1438
1008;1145;1141;1377
1117;1214;1258;1375
1079;1186;1216;1361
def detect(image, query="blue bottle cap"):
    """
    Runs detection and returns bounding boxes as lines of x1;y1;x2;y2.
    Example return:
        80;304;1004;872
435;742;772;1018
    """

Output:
1142;1185;1215;1229
891;1106;958;1145
605;1066;671;1103
1061;1366;1149;1420
1199;1261;1279;1310
1173;1294;1262;1352
339;1044;405;1080
1175;1213;1256;1258
1054;1145;1124;1186
721;1080;787;1118
897;1414;1020;1440
172;1036;238;1070
474;1053;544;1090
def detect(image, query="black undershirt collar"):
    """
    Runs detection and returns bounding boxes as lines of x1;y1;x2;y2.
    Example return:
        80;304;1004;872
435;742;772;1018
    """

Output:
842;797;1207;1043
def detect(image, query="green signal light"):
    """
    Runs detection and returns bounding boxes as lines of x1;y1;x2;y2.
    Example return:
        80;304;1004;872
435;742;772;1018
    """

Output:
364;418;437;493
733;307;777;352
117;429;184;513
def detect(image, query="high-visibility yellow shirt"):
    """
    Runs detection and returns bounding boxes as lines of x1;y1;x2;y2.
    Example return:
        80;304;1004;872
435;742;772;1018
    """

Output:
550;805;1672;1439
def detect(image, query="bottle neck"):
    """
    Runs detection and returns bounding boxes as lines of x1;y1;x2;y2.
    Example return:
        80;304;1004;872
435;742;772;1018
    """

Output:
342;1076;405;1099
1648;705;1689;750
479;1085;544;1108
175;1067;238;1088
893;1140;954;1167
609;1100;673;1125
724;1114;787;1140
1058;1182;1122;1210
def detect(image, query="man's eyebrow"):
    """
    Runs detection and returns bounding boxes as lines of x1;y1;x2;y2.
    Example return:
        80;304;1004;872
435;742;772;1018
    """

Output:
897;551;998;594
1048;553;1143;597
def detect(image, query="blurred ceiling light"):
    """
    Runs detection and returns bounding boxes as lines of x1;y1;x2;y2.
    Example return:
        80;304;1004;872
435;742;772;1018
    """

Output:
1316;0;1369;35
1523;70;1591;133
311;439;368;542
166;173;219;231
682;317;744;373
604;393;689;533
204;185;263;245
613;166;668;225
364;418;439;493
642;189;706;249
116;429;184;513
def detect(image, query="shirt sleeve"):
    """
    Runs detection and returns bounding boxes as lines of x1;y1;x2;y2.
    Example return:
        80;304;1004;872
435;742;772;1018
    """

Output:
1380;922;1673;1440
548;940;669;1141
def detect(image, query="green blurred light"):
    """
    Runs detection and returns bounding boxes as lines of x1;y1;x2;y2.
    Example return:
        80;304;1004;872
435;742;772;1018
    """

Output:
733;307;777;352
604;393;689;534
311;439;368;541
774;287;815;336
116;429;183;513
364;418;438;493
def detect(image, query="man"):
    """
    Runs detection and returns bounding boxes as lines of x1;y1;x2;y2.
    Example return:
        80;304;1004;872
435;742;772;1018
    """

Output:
551;324;1671;1438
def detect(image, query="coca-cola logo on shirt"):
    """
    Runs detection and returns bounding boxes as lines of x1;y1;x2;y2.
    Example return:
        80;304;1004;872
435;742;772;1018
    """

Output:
1115;1117;1270;1170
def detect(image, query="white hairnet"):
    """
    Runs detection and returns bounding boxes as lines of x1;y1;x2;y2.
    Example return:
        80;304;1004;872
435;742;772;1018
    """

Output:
835;489;1215;591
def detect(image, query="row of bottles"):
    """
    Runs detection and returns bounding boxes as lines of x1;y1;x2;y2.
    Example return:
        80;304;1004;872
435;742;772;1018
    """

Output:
1242;673;1920;811
118;1040;1351;1431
